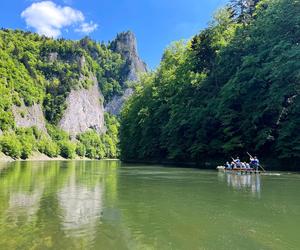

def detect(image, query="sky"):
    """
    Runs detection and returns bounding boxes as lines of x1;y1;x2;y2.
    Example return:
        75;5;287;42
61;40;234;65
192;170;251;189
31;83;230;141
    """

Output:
0;0;228;69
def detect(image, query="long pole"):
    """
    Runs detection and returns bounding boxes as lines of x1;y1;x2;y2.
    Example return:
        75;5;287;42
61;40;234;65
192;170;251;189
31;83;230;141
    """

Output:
247;152;266;172
259;164;266;172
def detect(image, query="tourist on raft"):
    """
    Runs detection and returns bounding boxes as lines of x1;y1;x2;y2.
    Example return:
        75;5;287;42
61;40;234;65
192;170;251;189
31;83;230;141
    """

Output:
225;162;232;170
224;157;256;170
234;157;242;168
229;161;236;169
250;156;260;171
245;162;251;169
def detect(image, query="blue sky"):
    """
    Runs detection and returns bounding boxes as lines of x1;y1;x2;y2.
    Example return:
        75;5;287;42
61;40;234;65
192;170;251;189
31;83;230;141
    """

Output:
0;0;228;69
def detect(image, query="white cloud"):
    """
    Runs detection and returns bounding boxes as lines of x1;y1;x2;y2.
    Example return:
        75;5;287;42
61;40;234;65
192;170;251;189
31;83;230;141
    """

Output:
75;21;98;34
21;1;97;38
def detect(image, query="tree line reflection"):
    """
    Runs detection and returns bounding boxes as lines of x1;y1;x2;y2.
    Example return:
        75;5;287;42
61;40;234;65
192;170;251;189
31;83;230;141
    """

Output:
0;160;120;249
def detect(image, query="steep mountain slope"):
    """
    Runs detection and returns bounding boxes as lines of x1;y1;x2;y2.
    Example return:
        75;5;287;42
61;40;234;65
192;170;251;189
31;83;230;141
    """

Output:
0;29;146;159
105;31;148;115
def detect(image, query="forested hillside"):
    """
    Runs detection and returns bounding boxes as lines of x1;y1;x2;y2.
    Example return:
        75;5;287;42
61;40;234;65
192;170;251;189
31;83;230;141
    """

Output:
0;29;143;160
120;0;300;169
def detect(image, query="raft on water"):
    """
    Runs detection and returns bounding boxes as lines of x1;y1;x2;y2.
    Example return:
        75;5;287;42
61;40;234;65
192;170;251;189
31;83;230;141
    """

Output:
216;166;261;174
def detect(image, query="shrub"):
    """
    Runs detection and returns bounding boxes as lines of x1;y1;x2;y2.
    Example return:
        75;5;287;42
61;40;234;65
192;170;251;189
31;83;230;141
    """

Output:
86;146;97;159
19;136;34;159
59;140;76;159
38;136;60;157
102;134;115;158
16;128;36;159
32;126;42;140
104;113;120;158
76;143;86;157
46;124;69;142
0;133;22;159
77;130;106;159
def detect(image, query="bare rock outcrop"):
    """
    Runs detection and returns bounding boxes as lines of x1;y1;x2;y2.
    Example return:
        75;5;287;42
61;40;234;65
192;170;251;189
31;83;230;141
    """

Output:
59;78;106;136
106;31;148;114
110;31;147;81
12;103;47;133
105;88;134;115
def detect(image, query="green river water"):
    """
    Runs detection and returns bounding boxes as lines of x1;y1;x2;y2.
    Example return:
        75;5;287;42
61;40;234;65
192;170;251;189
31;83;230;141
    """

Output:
0;160;299;250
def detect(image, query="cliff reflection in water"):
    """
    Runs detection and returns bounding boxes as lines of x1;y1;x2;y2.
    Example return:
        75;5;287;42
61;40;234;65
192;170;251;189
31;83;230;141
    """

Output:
58;162;104;239
219;172;261;195
0;160;120;249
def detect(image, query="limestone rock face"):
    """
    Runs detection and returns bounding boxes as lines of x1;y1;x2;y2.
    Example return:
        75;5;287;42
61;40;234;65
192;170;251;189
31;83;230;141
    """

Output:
59;78;106;136
106;31;147;115
105;88;134;115
110;31;147;81
12;103;47;133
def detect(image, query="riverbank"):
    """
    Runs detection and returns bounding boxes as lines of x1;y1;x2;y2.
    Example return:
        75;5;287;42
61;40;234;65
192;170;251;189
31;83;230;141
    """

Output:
122;158;299;171
0;151;116;163
1;152;296;171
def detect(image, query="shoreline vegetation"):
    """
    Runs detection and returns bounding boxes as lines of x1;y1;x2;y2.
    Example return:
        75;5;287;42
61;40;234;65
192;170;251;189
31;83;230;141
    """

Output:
0;114;120;162
1;0;300;171
121;158;289;171
0;155;291;172
0;151;119;163
120;0;300;170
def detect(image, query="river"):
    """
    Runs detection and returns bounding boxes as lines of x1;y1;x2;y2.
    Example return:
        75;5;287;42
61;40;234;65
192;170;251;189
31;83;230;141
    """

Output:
0;160;299;249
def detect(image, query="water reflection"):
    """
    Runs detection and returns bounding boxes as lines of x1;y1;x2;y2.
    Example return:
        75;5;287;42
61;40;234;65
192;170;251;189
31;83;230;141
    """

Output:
58;165;104;238
8;189;43;221
219;172;261;195
0;162;299;249
0;160;120;249
4;162;46;222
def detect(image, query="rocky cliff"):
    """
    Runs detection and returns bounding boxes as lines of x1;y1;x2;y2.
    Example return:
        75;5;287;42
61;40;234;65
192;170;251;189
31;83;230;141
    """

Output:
58;31;148;132
106;31;147;115
0;29;125;159
0;29;146;136
59;78;106;137
110;31;147;81
12;103;47;133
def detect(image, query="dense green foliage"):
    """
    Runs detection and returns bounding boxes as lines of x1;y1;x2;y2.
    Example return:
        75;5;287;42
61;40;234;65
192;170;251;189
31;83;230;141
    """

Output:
0;127;40;159
0;30;123;160
120;0;300;168
0;132;22;159
76;113;120;159
0;115;119;160
0;29;124;129
79;37;126;102
38;135;60;158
